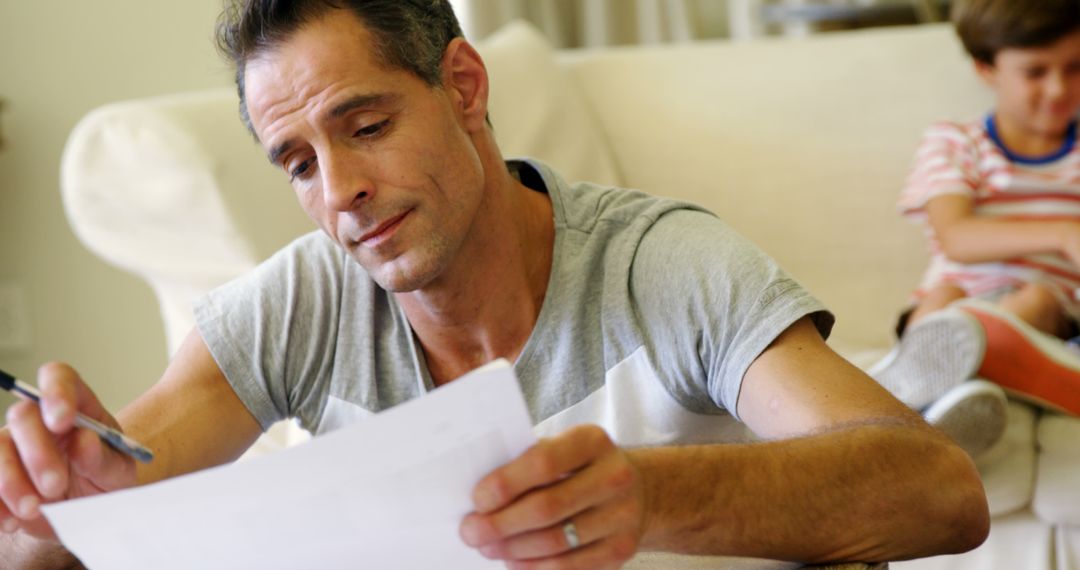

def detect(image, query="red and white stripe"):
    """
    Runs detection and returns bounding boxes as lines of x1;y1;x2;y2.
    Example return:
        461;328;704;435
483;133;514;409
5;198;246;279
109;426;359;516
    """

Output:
901;120;1080;317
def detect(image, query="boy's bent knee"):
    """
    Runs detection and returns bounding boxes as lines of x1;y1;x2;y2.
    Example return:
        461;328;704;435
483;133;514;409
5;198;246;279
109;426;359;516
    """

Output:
1001;283;1068;336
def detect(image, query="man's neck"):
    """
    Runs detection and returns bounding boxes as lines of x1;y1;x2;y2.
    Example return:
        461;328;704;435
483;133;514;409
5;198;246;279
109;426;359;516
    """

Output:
395;163;555;385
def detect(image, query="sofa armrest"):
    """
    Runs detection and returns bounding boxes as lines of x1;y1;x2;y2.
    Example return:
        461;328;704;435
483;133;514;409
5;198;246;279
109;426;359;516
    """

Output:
60;89;314;354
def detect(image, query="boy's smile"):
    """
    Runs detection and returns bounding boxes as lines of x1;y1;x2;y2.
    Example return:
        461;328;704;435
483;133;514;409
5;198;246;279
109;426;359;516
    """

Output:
977;29;1080;156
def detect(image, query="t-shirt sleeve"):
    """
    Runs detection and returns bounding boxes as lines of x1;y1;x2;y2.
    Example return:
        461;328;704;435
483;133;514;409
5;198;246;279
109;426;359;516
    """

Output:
629;209;833;421
898;122;980;217
193;232;346;431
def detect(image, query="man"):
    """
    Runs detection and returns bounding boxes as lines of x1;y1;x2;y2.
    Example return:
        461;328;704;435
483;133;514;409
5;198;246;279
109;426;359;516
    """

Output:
1;1;988;568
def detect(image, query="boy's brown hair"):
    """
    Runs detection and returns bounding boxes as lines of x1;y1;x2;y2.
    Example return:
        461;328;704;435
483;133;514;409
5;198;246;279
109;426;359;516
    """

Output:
951;0;1080;64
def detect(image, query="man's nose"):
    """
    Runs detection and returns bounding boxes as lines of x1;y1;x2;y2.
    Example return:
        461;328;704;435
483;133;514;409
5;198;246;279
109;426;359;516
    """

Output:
320;151;374;211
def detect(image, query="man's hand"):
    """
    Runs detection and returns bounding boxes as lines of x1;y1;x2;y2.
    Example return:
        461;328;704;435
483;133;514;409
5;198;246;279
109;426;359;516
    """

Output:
460;425;645;569
0;363;136;539
0;530;85;570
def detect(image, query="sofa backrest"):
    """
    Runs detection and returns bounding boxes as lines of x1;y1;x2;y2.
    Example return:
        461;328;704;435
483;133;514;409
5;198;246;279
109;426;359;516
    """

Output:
558;24;992;348
63;21;989;357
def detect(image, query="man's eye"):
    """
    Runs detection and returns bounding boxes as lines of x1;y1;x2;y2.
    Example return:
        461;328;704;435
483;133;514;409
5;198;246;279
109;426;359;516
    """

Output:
289;157;316;181
354;119;390;138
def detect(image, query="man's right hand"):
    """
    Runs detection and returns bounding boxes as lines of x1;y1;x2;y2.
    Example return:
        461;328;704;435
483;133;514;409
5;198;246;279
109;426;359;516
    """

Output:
0;362;136;539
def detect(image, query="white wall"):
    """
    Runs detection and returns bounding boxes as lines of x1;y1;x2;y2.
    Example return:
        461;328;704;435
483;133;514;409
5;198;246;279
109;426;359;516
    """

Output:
0;1;231;410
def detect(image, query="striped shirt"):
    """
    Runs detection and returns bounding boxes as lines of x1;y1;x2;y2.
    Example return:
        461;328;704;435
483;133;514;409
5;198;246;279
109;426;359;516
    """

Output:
899;115;1080;317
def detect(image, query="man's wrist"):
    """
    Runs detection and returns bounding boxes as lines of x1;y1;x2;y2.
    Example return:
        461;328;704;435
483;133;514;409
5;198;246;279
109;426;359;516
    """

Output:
624;447;657;550
0;531;84;570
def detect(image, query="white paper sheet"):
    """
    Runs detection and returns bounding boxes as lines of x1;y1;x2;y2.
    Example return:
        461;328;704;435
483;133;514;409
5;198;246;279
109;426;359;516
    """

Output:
43;360;536;570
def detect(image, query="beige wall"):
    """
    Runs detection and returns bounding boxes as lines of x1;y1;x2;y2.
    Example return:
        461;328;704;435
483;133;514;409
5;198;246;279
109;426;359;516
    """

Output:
0;1;231;410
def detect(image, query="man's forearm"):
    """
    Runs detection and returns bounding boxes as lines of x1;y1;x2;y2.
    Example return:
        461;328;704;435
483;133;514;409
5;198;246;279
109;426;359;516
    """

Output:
628;420;988;564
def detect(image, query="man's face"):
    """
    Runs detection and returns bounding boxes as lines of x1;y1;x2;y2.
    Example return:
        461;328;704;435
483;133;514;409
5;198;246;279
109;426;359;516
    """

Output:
979;29;1080;142
244;10;486;292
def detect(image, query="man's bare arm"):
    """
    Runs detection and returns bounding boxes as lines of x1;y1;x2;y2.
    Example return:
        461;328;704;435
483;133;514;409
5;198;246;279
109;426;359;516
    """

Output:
630;317;989;562
462;317;989;566
119;329;265;486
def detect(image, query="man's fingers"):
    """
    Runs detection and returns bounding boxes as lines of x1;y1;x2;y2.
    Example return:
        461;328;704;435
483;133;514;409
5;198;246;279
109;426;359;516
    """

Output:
68;428;134;493
0;428;61;540
463;425;645;567
465;450;636;545
38;362;116;432
0;425;44;525
501;533;638;570
477;506;608;559
6;403;70;501
34;362;132;491
0;510;17;534
472;425;615;514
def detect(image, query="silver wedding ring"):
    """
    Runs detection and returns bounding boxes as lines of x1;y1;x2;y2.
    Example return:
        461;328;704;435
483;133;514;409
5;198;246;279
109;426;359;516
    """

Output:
562;520;581;549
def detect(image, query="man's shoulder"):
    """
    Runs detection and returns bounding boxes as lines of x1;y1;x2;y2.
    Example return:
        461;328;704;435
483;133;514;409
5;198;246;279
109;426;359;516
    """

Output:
546;174;711;237
220;229;363;301
261;230;347;273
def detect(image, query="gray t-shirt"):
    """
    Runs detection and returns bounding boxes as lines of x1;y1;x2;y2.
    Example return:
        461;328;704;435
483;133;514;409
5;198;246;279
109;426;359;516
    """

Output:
195;159;832;445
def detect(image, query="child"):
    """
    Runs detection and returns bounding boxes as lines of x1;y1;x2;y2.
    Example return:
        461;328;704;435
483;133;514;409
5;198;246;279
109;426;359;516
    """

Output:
871;0;1080;456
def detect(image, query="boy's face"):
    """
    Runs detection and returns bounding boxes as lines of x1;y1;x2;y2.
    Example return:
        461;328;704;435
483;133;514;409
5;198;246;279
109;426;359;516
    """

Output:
977;29;1080;141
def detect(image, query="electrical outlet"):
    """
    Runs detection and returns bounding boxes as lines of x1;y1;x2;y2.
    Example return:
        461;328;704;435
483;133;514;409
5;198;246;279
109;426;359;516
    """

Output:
0;283;32;350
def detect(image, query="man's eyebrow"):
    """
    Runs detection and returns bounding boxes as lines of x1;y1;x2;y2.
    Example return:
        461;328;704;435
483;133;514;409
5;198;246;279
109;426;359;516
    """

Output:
268;141;293;167
328;93;398;120
266;93;399;166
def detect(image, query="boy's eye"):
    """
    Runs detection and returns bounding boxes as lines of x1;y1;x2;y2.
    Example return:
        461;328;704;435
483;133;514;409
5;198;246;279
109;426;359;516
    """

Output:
289;157;316;181
1024;66;1047;80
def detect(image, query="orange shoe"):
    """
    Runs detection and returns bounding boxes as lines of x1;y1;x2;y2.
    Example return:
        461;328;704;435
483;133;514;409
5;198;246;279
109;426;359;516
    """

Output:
958;299;1080;416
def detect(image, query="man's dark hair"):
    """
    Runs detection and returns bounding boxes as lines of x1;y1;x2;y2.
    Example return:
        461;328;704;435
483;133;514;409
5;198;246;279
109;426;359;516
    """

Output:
951;0;1080;65
215;0;463;133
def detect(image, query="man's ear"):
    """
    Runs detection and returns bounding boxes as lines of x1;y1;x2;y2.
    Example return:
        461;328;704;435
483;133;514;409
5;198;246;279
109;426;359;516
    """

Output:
441;38;489;132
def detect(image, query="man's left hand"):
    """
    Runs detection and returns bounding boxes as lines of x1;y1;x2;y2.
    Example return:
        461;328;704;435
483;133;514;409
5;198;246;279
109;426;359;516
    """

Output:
460;424;645;569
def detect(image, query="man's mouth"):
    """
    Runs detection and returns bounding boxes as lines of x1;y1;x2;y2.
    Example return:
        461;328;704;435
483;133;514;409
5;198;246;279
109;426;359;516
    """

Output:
359;210;410;245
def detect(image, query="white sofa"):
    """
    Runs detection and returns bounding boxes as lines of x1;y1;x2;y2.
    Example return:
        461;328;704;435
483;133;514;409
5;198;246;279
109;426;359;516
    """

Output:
60;21;1080;569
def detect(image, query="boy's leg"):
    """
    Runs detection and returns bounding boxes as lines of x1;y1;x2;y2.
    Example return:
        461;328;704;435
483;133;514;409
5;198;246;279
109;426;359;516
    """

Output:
997;282;1071;337
906;284;968;329
869;308;985;409
959;298;1080;416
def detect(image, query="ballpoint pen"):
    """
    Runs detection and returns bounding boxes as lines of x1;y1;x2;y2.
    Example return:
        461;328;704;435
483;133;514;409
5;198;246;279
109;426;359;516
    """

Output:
0;368;154;464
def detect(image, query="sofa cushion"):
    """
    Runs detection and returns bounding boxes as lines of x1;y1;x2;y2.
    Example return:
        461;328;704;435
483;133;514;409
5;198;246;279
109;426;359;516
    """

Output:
480;21;621;188
892;510;1053;570
1057;524;1080;570
976;400;1038;517
1033;412;1080;525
